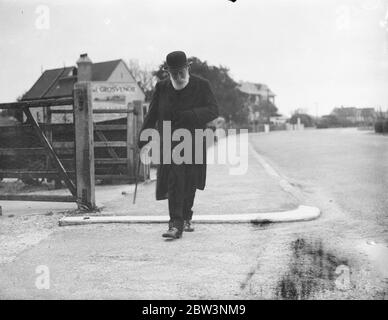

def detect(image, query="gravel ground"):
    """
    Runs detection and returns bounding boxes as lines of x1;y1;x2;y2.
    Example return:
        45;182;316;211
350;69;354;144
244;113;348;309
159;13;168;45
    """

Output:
0;219;386;299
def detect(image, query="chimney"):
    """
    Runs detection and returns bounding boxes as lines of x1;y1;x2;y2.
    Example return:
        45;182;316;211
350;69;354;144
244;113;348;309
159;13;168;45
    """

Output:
76;53;92;81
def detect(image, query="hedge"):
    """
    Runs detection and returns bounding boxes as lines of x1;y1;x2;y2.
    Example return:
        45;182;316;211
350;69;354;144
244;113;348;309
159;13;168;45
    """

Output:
374;119;388;133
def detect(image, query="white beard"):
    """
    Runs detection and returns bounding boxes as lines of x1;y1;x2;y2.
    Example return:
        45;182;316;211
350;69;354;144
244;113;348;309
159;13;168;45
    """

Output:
171;75;190;90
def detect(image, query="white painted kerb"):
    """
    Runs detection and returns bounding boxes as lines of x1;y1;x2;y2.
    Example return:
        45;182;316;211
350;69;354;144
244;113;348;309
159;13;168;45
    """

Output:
59;205;320;226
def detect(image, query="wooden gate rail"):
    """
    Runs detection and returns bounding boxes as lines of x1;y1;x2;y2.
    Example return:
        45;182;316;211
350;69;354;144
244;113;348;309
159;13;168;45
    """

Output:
0;147;74;156
0;97;73;110
0;170;75;179
0;194;76;202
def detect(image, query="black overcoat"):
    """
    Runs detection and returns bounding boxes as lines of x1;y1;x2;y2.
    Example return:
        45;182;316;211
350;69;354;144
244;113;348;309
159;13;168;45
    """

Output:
138;74;219;200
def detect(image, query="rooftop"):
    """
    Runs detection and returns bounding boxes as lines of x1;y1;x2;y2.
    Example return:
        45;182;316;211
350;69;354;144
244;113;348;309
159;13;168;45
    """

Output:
237;81;275;97
22;59;122;101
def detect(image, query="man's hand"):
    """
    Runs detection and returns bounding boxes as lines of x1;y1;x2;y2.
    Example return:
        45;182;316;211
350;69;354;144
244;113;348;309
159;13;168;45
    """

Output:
137;137;148;150
139;143;152;165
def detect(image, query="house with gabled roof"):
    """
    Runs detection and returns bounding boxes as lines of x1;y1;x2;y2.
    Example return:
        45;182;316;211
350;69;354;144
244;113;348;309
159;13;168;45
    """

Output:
237;81;277;124
22;54;145;123
237;81;276;105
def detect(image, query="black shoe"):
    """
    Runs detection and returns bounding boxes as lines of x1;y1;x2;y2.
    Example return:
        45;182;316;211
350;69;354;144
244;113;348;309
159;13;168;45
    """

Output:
183;220;194;232
162;227;182;239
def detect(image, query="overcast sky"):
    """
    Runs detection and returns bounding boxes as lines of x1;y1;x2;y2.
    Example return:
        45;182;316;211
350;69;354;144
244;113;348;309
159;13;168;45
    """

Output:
1;0;387;116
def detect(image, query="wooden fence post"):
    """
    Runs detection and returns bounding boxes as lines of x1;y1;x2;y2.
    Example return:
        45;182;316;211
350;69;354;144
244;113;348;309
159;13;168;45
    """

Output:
73;82;96;210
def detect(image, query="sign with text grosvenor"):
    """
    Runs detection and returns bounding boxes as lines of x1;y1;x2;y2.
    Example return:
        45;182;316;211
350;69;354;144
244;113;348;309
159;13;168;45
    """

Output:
91;82;139;122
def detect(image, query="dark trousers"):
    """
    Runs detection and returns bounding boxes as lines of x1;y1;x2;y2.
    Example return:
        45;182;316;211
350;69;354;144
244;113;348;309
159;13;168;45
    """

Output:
167;164;196;231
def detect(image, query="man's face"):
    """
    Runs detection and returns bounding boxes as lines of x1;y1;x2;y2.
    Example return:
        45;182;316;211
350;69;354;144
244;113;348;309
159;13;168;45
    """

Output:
168;66;189;85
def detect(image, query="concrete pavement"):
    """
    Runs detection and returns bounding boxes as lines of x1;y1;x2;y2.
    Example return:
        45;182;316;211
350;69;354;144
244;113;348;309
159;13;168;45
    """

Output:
59;133;319;225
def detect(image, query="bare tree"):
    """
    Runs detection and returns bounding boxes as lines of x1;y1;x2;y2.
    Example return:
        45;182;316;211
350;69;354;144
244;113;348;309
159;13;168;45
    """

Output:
127;59;157;101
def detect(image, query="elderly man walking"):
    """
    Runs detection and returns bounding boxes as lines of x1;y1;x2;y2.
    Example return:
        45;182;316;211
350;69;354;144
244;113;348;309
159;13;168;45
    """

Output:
137;51;219;239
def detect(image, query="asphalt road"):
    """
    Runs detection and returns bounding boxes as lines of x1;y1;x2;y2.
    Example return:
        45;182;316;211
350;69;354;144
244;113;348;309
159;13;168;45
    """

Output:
249;128;388;227
249;128;388;299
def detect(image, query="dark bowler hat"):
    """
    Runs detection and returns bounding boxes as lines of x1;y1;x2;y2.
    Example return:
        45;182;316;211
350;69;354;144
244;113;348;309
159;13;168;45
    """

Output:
164;51;191;71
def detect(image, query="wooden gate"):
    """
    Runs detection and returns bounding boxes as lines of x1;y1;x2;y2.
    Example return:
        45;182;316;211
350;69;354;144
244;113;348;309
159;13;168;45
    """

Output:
0;97;78;204
47;100;148;183
0;82;147;210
